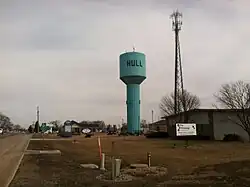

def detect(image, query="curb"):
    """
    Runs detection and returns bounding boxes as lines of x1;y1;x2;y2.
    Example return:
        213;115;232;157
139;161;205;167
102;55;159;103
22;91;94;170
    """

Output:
5;134;31;187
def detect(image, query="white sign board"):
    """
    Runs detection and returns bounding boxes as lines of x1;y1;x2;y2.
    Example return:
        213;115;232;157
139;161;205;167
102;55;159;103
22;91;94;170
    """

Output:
82;128;91;134
65;125;72;133
176;123;197;136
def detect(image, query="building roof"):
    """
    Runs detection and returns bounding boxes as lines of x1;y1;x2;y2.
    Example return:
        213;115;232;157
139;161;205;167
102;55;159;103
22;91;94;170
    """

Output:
150;119;166;125
162;108;247;119
78;121;104;128
63;120;104;128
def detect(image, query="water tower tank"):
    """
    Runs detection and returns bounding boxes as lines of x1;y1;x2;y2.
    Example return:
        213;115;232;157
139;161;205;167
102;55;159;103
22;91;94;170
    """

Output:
119;51;146;134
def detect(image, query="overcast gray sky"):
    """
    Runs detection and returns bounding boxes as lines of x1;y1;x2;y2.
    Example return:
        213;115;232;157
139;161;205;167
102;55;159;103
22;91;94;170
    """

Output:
0;0;250;127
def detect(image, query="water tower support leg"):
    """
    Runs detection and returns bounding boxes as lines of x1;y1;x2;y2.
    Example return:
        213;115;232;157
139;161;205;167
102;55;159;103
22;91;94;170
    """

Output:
127;84;141;134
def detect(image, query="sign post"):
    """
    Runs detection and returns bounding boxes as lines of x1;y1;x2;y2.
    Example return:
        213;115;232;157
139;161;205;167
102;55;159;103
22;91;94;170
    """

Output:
176;123;197;147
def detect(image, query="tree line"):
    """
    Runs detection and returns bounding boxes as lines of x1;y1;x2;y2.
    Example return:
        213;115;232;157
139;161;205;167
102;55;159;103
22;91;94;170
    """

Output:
0;113;23;131
159;80;250;140
0;113;13;130
28;120;61;133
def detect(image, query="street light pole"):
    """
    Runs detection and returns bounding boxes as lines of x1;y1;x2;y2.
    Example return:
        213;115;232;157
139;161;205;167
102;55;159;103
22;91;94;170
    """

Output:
151;110;154;124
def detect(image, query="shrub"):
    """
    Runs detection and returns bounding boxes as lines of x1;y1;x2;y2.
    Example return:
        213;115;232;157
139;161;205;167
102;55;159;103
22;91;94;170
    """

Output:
118;132;129;136
173;135;211;140
145;131;169;139
85;133;93;138
223;133;242;142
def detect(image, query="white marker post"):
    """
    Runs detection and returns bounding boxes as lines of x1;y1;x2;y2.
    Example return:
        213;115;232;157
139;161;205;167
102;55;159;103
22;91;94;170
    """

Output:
100;153;105;171
114;159;122;177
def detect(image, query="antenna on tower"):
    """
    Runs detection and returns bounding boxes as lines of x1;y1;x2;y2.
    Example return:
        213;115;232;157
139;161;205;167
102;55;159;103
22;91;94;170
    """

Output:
170;10;182;31
170;10;186;115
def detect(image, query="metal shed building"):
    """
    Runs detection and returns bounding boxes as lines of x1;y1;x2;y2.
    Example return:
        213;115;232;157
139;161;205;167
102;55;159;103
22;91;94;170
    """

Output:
164;109;249;141
149;120;167;132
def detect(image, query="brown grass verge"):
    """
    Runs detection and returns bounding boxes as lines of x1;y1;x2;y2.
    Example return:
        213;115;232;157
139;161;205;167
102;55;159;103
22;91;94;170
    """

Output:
10;134;250;187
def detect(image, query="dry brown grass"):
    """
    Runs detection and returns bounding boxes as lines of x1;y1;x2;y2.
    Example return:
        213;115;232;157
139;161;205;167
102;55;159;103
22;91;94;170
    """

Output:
10;134;250;187
39;134;250;173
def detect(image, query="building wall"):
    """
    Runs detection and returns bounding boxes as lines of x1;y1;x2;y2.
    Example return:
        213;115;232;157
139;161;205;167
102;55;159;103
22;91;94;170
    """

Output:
213;112;249;141
149;120;167;132
166;110;249;141
149;124;167;132
166;111;213;138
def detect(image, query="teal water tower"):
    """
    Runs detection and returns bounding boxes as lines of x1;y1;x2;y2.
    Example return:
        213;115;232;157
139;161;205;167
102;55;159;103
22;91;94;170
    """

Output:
119;49;146;134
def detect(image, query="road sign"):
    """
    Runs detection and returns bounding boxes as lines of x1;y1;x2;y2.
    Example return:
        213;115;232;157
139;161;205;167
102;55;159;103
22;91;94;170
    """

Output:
41;123;50;133
82;128;91;134
41;123;47;132
176;123;197;136
65;125;72;133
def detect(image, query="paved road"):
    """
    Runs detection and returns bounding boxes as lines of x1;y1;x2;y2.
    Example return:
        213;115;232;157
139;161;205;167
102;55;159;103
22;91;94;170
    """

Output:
0;133;15;139
0;134;31;187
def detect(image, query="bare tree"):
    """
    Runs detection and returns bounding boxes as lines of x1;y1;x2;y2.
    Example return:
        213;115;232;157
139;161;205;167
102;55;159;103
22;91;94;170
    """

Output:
34;121;39;133
49;120;61;126
13;124;21;130
49;120;61;131
28;125;34;133
0;113;13;130
140;119;147;128
214;80;250;140
159;89;201;116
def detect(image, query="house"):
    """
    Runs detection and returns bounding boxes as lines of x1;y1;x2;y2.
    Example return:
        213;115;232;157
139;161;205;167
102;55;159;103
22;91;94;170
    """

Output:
60;120;73;137
61;120;105;135
149;120;167;132
78;121;105;132
71;121;81;135
163;109;249;141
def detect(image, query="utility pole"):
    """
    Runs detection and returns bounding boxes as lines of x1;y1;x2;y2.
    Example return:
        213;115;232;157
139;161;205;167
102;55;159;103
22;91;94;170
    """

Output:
37;106;40;124
170;10;186;115
36;106;40;133
151;110;154;124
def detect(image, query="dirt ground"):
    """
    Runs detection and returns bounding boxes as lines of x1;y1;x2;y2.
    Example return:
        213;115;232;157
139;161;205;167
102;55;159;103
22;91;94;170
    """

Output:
31;133;64;139
10;134;250;187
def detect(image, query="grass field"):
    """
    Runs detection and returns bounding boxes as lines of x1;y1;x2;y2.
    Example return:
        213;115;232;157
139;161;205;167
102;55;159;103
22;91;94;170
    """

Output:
10;134;250;187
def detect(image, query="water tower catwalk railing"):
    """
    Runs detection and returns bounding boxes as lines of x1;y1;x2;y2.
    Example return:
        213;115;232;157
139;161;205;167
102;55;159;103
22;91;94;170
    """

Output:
119;51;146;135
